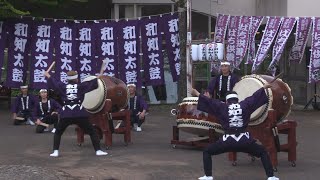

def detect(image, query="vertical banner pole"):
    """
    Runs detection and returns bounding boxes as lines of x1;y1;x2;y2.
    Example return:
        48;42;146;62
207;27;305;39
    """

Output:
186;0;192;96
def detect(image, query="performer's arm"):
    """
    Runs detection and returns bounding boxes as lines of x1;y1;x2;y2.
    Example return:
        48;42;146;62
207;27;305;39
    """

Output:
45;72;64;94
51;99;62;114
79;78;98;95
138;96;148;119
207;77;217;97
197;94;222;116
243;83;272;114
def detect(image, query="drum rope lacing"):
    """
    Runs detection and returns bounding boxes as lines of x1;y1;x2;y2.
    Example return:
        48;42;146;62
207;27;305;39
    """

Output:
21;96;29;110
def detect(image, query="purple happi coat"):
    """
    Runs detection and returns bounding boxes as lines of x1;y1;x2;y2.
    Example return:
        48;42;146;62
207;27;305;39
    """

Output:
11;94;38;114
47;77;98;118
34;98;61;119
127;95;148;113
207;73;239;101
197;87;268;143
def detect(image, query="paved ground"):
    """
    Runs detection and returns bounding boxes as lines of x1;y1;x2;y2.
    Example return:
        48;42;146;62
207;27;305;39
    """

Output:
0;101;319;180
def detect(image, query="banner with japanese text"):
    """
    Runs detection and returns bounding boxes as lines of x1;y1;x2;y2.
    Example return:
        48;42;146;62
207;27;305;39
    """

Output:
29;21;54;89
6;20;31;88
95;21;119;77
226;16;241;66
268;17;296;76
214;14;230;44
75;22;97;82
309;17;320;83
118;20;141;87
234;16;250;69
252;17;282;73
140;16;164;86
0;21;5;80
162;13;180;82
53;21;77;84
246;16;264;64
289;17;312;63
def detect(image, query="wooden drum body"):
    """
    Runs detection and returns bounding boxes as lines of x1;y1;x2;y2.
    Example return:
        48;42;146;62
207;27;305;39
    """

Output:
172;97;224;136
233;74;293;125
82;76;128;114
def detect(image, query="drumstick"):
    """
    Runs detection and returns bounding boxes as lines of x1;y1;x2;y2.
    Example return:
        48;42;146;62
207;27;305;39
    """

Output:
270;72;284;83
46;61;56;73
39;122;49;128
99;60;107;76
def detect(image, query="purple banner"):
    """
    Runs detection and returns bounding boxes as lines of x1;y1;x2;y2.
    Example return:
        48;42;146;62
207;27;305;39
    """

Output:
214;14;230;44
118;20;141;87
246;16;264;64
234;16;250;69
226;16;241;66
268;17;296;76
140;16;164;86
6;20;31;88
0;21;5;80
75;22;97;82
309;17;320;83
53;21;77;84
252;17;282;73
29;21;54;89
162;13;180;82
161;13;181;82
289;17;312;63
95;21;119;78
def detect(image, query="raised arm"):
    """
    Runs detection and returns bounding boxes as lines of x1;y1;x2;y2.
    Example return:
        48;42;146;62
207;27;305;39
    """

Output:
191;88;222;116
44;72;65;95
242;83;272;114
207;77;217;97
78;78;98;96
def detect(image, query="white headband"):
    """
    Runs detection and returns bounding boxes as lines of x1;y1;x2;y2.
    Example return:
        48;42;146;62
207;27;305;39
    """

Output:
20;85;28;89
67;74;78;80
226;94;238;100
221;62;231;66
39;89;47;93
127;83;136;87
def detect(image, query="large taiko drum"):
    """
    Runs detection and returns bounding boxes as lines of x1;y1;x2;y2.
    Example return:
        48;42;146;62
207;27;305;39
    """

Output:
172;97;224;136
233;74;293;126
82;76;128;114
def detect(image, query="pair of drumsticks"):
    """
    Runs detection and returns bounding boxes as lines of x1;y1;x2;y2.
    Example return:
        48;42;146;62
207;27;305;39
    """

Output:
45;61;107;76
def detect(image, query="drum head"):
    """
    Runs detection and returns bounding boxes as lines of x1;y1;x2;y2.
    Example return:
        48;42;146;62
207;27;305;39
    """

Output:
82;76;106;113
233;76;273;125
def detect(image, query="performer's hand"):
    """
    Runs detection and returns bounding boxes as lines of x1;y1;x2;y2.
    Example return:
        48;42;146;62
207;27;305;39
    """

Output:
190;88;200;97
44;71;51;79
36;119;41;125
263;83;272;89
204;91;211;98
138;111;145;119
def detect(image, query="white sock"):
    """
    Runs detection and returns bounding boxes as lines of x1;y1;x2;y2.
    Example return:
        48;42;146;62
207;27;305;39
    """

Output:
50;150;59;157
51;128;56;133
96;150;108;156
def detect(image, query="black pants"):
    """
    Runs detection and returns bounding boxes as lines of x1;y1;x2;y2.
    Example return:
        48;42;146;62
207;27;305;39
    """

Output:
130;114;145;127
53;117;101;151
13;111;32;125
203;137;274;177
35;114;59;133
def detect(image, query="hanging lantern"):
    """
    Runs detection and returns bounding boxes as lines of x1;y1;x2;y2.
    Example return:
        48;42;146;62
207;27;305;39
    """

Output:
197;44;207;61
206;43;215;61
215;43;224;60
191;44;199;61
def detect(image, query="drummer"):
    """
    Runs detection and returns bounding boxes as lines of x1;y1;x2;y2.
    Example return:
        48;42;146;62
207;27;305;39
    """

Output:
44;70;108;157
191;84;279;180
207;61;239;101
34;89;61;133
11;85;37;126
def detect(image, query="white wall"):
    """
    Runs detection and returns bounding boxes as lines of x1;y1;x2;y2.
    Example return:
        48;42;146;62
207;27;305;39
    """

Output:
287;0;320;17
192;0;256;16
255;0;287;16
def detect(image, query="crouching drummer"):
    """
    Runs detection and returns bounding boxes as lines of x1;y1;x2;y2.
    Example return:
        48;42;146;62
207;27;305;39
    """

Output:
35;89;61;133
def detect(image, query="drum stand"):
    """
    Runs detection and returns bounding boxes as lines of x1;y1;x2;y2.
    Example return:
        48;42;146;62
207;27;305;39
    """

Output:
227;110;298;171
171;127;219;149
76;99;131;149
